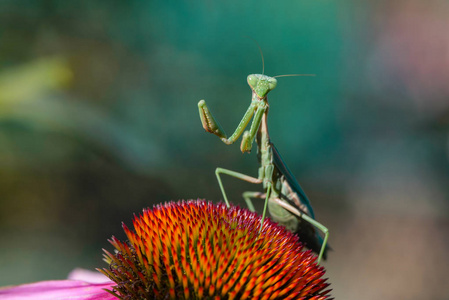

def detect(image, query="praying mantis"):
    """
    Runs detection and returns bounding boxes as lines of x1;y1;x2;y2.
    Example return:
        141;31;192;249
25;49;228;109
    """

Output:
198;69;330;263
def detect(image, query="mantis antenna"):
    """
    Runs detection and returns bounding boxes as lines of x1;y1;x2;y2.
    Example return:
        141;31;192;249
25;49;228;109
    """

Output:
256;42;265;75
274;74;316;78
244;36;265;75
244;37;315;78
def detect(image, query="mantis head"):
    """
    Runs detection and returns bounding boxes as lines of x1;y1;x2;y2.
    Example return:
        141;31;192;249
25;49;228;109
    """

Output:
247;74;277;99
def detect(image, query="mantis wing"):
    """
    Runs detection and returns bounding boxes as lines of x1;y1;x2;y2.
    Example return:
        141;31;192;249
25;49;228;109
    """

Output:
271;143;315;219
271;143;330;259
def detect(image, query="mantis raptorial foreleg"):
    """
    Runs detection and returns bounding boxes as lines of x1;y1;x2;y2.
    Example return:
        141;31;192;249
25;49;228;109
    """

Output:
199;99;267;153
240;105;267;152
271;197;329;264
198;100;256;146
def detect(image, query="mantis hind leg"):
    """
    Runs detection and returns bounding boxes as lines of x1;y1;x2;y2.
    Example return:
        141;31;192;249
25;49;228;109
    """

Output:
215;167;262;208
271;197;329;264
301;213;329;264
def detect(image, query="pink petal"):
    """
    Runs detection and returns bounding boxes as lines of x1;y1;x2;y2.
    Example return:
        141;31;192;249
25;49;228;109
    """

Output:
0;280;116;300
68;268;112;283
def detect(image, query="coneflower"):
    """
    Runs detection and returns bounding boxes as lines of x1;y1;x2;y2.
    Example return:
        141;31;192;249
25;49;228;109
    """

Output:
0;199;331;300
100;200;332;300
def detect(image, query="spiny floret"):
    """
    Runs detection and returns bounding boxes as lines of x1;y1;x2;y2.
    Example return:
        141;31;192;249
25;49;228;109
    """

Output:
99;199;332;300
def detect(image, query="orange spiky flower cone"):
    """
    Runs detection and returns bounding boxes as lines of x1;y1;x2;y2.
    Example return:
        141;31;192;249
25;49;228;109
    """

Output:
99;200;332;299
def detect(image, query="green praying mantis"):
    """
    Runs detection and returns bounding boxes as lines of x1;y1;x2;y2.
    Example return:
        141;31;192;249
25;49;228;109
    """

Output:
198;65;330;264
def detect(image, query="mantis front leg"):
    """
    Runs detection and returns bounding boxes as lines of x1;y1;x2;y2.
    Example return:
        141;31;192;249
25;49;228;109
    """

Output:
240;104;266;152
198;100;267;152
198;100;256;145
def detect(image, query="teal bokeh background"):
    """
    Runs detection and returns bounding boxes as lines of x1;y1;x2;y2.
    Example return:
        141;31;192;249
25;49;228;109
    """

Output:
1;1;448;299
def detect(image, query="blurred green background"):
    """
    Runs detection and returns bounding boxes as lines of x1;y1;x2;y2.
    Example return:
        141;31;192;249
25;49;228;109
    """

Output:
1;1;448;299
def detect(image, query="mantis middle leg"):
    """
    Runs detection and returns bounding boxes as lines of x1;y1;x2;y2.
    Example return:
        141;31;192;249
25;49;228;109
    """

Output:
216;167;273;229
215;167;262;208
242;191;265;212
243;187;272;231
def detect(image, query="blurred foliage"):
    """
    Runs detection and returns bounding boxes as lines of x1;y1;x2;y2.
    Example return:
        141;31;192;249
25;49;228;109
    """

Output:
0;0;448;299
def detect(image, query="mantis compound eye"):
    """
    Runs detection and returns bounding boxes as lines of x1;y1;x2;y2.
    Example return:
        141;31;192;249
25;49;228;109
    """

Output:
247;74;258;88
267;78;277;91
